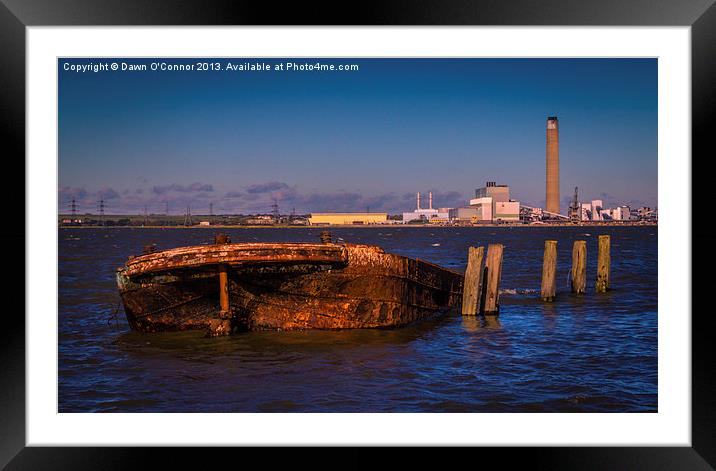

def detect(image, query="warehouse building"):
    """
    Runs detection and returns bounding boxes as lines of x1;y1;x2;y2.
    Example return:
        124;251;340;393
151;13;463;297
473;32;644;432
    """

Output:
308;212;388;225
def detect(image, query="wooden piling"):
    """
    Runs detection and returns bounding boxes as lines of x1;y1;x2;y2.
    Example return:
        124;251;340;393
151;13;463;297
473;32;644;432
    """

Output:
481;243;504;315
596;235;611;293
218;264;229;315
540;240;557;302
571;240;587;294
461;246;484;315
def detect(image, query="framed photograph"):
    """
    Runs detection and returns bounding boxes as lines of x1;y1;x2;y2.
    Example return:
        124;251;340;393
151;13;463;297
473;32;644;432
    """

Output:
3;0;712;468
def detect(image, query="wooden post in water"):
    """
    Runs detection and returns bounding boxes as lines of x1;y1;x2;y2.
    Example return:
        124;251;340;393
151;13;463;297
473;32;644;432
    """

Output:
461;246;484;315
596;235;611;293
540;240;557;302
481;243;504;315
571;240;587;294
218;264;229;315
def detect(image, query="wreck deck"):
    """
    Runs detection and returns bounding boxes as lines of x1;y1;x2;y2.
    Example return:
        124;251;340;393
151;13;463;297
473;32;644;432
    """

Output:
123;242;350;277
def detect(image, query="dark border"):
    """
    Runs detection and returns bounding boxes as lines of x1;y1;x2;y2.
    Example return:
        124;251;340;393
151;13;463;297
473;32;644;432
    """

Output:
2;0;712;469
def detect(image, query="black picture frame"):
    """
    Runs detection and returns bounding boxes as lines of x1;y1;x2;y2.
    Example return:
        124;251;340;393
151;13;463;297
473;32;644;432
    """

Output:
2;0;711;468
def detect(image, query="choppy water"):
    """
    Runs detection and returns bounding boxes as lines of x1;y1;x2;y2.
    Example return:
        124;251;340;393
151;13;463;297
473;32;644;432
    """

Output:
58;226;657;412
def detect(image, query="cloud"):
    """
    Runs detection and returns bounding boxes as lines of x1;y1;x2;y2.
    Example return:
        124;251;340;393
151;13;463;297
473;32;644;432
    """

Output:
363;193;400;209
246;182;291;194
597;192;617;206
299;192;363;212
58;186;88;201
152;182;214;194
625;198;652;208
243;181;300;204
427;190;465;208
242;187;471;213
59;181;472;215
97;188;120;200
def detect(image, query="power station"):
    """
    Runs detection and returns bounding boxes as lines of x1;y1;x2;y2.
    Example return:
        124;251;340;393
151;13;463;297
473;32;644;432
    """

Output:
59;114;654;227
546;116;560;215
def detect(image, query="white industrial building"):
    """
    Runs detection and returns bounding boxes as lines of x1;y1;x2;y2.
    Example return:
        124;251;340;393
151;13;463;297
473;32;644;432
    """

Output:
467;196;493;222
600;206;632;221
580;200;633;221
469;182;520;223
494;201;520;221
580;203;592;221
402;192;449;223
449;206;482;223
591;200;604;221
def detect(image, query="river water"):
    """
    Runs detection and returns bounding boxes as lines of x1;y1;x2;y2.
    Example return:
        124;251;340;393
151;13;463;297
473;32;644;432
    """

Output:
58;226;657;412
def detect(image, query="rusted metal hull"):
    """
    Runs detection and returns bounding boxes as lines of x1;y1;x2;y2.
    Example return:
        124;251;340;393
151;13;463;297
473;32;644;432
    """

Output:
116;243;463;333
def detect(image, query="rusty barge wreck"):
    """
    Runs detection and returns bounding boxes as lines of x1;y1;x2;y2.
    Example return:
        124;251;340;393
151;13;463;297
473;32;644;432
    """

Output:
116;234;464;336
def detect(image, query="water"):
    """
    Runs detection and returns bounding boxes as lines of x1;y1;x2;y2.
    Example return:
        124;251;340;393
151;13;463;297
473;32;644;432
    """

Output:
58;226;657;412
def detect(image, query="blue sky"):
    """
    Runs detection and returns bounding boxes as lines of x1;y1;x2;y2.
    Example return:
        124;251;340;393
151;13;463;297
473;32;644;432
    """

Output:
58;58;657;215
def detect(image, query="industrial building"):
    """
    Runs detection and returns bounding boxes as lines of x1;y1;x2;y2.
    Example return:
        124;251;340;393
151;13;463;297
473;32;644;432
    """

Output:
577;200;604;221
600;206;632;221
581;203;592;221
467;182;520;222
309;212;388;225
464;196;492;222
546;116;560;215
591;200;603;221
579;200;635;222
474;181;510;204
494;201;520;221
449;206;482;223
402;192;449;223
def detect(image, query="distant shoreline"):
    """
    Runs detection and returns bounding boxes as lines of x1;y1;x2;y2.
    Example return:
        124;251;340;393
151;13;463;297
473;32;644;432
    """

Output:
59;222;658;229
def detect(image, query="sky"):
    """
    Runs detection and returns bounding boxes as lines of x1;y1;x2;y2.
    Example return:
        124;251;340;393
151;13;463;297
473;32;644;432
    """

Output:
58;58;657;215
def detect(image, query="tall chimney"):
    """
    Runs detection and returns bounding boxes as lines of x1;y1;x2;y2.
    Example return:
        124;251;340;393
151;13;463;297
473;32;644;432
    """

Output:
546;116;560;214
429;191;433;210
416;192;421;210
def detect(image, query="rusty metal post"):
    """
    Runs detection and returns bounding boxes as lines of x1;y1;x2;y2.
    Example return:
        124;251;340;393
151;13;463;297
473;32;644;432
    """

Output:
218;264;229;315
206;263;233;337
